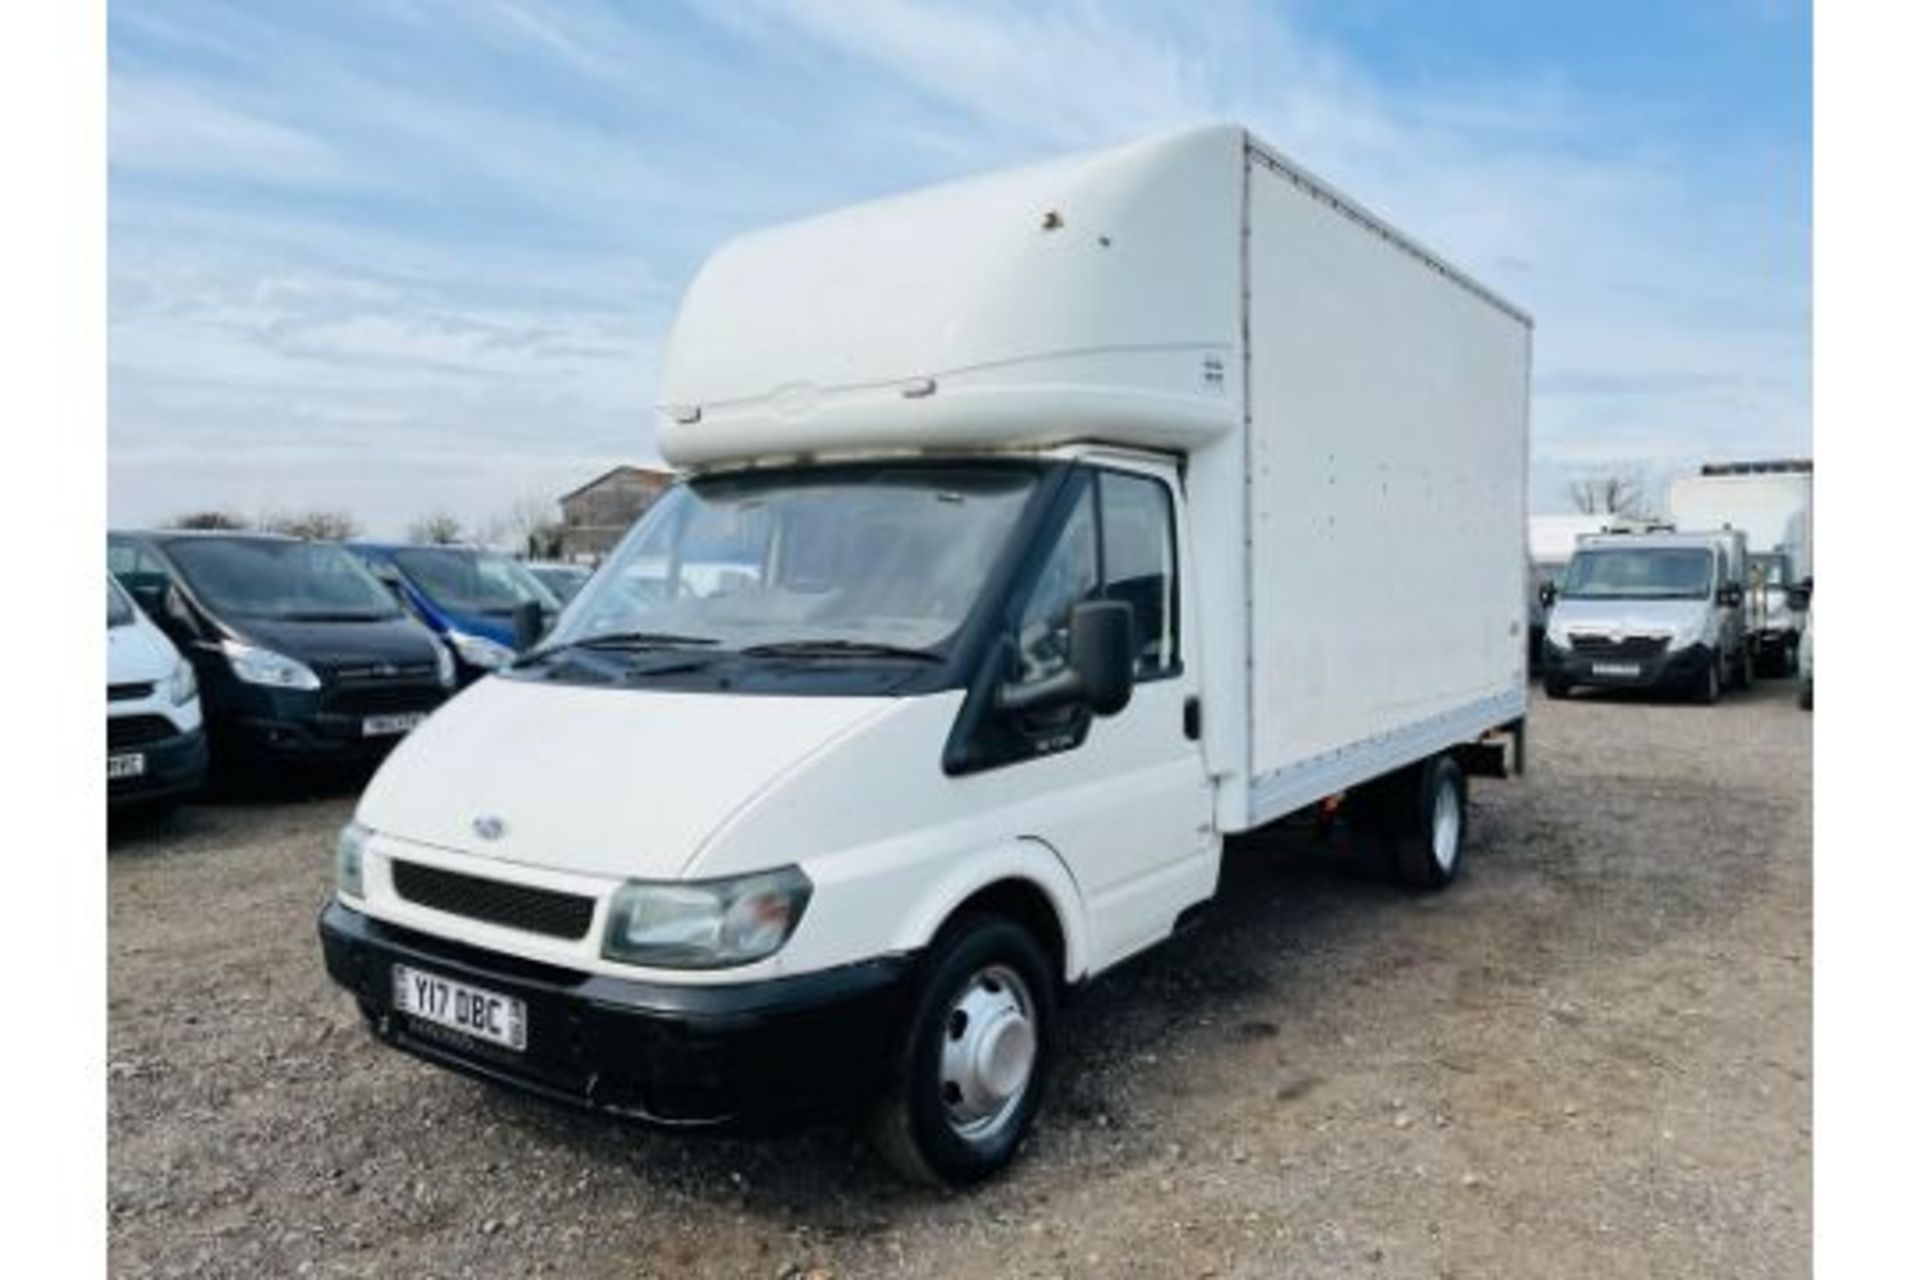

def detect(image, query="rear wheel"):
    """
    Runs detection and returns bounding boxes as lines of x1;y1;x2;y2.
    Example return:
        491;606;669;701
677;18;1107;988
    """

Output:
867;915;1057;1186
1543;678;1571;700
1353;755;1469;891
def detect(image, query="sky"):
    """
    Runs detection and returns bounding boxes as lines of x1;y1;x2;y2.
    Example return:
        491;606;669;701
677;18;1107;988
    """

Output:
107;0;1811;536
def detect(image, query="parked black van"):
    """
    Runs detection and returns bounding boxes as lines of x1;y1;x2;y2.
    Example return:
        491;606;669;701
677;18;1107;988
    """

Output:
107;532;455;769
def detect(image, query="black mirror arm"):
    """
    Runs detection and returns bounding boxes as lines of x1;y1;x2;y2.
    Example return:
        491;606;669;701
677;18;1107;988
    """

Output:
995;669;1086;715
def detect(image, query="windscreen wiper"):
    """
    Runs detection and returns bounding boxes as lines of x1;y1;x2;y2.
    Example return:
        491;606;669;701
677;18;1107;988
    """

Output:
515;630;721;667
279;611;400;622
739;639;942;663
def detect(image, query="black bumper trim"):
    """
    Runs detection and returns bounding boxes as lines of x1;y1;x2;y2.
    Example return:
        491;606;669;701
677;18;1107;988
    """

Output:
319;901;914;1128
108;724;208;803
1539;640;1714;691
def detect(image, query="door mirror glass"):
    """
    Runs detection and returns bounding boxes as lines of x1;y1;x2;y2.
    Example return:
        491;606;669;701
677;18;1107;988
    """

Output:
1538;580;1557;608
1716;582;1744;608
997;600;1136;718
510;600;546;652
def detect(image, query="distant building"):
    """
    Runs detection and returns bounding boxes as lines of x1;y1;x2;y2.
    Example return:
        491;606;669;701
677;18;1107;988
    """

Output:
557;465;675;561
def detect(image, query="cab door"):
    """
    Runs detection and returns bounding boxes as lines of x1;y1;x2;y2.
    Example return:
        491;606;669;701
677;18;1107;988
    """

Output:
991;459;1216;970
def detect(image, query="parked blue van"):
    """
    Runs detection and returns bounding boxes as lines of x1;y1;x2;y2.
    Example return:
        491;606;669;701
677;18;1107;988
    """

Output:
348;544;560;684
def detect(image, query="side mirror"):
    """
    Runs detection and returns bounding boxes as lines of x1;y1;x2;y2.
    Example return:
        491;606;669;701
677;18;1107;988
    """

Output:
1787;582;1812;612
128;580;168;617
1537;581;1557;609
1716;582;1745;608
997;600;1136;719
509;600;545;653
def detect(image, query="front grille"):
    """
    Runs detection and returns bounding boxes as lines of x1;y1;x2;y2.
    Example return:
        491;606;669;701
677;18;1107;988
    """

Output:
1569;634;1670;660
108;715;176;749
324;684;445;716
329;661;437;682
108;681;155;703
391;861;595;940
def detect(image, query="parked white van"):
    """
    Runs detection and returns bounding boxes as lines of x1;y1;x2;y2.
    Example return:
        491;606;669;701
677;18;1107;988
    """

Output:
320;125;1531;1184
107;574;206;809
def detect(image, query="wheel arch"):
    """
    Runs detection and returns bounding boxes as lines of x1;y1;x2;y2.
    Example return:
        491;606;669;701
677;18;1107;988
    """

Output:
892;839;1088;985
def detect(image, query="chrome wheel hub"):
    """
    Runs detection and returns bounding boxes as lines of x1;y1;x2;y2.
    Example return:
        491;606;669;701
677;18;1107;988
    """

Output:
938;964;1037;1141
1432;779;1462;872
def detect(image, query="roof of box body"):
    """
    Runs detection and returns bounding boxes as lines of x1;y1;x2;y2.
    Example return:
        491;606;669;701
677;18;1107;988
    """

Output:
654;123;1524;470
656;126;1250;468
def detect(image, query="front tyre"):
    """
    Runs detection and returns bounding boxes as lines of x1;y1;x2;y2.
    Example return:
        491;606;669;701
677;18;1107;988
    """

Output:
867;915;1057;1186
1695;655;1723;705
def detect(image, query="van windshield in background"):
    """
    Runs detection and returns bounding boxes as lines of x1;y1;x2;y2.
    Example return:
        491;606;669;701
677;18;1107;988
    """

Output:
107;578;135;628
393;548;559;615
1751;555;1788;587
1561;547;1714;601
546;467;1040;654
166;539;404;622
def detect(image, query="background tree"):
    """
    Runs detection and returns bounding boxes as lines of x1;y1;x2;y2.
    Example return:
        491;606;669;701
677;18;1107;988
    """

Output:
408;511;465;545
258;508;362;540
506;495;566;559
1567;472;1649;519
166;510;249;531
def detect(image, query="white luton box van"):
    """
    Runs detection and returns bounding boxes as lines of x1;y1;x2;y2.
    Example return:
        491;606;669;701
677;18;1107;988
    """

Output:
320;124;1531;1185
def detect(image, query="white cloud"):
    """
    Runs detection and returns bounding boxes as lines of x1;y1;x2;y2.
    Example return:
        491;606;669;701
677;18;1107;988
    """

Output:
107;1;1807;530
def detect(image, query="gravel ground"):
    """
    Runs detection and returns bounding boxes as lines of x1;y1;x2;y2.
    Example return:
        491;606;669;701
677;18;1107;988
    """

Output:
108;680;1811;1278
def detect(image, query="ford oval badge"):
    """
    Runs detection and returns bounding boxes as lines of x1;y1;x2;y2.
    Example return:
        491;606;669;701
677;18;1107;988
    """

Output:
472;815;507;842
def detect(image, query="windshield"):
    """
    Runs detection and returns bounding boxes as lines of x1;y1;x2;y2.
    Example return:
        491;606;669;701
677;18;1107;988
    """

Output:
545;466;1040;654
1562;547;1713;601
392;548;559;615
528;564;590;603
107;577;135;628
166;538;404;621
1751;555;1788;587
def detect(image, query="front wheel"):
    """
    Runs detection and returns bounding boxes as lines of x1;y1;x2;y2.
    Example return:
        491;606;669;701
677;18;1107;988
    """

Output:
867;915;1057;1186
1695;656;1723;705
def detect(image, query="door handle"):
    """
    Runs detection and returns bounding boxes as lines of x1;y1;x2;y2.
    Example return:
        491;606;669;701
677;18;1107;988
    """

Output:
1183;696;1201;741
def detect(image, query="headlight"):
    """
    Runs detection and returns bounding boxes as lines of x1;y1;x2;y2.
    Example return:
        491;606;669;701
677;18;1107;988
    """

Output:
433;640;457;688
336;821;370;900
602;867;812;969
447;630;514;671
221;639;321;690
167;658;197;706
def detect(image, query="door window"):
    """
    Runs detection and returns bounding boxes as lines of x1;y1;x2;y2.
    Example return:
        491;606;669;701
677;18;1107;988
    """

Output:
1013;468;1181;687
1098;471;1179;678
1015;488;1098;683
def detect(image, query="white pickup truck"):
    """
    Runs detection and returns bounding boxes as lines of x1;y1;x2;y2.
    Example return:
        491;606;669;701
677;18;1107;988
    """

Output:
320;124;1532;1184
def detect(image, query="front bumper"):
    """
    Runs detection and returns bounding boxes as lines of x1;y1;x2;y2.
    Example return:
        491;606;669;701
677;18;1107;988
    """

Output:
318;901;913;1128
1539;639;1715;691
218;682;447;761
108;724;208;805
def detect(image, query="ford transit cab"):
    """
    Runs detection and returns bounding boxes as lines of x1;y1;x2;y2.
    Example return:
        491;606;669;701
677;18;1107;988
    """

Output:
319;126;1532;1184
110;532;456;770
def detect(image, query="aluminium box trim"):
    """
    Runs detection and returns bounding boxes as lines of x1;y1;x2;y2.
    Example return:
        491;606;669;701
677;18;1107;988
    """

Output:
1246;687;1528;827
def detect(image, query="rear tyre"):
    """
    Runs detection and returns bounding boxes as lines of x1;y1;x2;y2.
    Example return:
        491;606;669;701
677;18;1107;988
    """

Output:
1354;755;1469;891
866;915;1057;1187
1798;681;1813;711
1543;678;1570;700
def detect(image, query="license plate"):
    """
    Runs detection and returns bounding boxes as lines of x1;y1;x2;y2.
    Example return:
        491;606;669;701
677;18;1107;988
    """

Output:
392;964;526;1051
107;752;146;780
1591;661;1641;678
362;711;428;737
